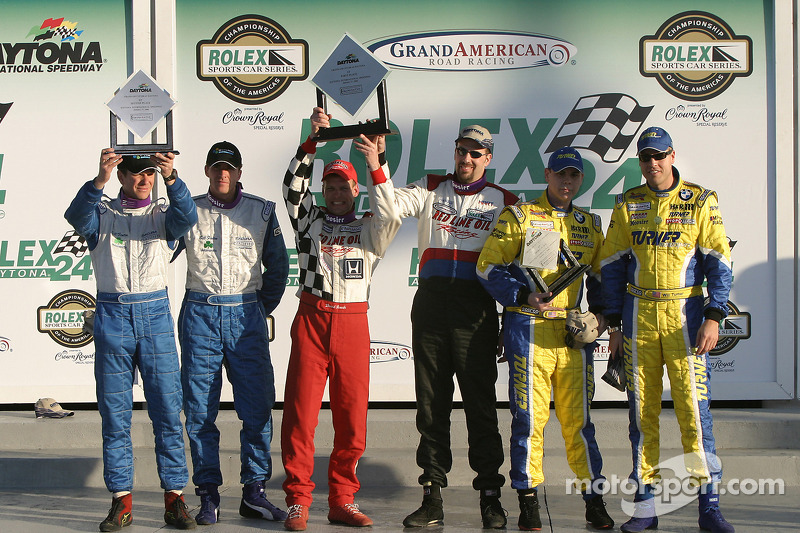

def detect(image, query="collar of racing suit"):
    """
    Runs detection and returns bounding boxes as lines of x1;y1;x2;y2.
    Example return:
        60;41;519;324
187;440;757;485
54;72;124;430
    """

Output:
206;182;243;209
451;173;486;195
324;209;357;224
119;189;152;209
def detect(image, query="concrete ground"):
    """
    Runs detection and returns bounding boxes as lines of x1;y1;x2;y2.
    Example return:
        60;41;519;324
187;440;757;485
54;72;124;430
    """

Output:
0;485;797;532
1;404;798;532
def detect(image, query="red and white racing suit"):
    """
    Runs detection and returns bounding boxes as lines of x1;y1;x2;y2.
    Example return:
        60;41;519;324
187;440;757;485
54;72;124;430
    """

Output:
280;139;401;507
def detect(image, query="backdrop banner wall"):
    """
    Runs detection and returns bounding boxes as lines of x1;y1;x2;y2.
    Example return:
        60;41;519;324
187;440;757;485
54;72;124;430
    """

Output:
0;0;790;403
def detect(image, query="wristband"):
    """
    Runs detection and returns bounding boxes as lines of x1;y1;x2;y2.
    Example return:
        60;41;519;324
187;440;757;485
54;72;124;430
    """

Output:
607;326;621;334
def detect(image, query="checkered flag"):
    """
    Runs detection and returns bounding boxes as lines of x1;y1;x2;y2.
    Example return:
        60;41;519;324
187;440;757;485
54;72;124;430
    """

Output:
55;230;88;257
546;93;653;163
53;26;82;41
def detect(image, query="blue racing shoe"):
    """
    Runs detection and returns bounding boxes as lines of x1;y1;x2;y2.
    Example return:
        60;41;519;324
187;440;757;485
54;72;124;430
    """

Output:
239;481;288;521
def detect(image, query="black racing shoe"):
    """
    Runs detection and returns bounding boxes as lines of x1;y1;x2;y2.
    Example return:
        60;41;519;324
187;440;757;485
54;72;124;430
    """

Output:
403;484;444;527
99;494;133;532
518;491;542;531
403;499;444;527
585;495;614;529
480;488;507;529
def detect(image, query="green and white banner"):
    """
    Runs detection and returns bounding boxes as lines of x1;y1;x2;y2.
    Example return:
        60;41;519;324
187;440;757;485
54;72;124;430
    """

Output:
0;0;791;403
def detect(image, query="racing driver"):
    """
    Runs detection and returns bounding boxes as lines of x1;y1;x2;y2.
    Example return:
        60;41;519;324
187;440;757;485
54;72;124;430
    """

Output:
280;107;401;531
477;147;614;530
599;127;734;533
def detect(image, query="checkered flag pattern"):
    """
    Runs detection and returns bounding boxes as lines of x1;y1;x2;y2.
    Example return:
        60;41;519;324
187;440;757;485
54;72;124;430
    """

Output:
54;26;76;40
546;93;653;163
283;147;334;300
55;230;88;257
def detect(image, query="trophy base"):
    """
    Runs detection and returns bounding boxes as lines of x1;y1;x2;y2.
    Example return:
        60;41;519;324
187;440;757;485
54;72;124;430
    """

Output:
313;122;397;142
112;146;180;156
111;111;179;155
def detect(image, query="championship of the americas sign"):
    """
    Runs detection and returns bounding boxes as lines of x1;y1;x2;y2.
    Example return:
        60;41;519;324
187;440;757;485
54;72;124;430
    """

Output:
639;11;752;101
196;14;308;105
37;289;95;348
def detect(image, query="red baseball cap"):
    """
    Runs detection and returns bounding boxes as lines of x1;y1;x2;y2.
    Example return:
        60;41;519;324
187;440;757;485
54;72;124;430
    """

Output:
322;159;357;183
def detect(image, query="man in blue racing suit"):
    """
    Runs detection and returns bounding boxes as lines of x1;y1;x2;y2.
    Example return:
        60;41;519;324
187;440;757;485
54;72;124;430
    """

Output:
175;141;289;525
65;149;197;531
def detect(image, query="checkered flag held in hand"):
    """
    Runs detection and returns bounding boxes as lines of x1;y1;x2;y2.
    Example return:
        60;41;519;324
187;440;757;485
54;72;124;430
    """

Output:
546;93;653;163
55;231;88;257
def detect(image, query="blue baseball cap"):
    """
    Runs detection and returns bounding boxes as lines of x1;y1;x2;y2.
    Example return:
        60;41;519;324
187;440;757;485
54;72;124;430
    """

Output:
637;127;673;154
547;147;583;172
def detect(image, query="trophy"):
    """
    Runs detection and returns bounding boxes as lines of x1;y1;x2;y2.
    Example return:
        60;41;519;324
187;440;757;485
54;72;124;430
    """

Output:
106;69;179;155
311;34;395;141
521;228;591;303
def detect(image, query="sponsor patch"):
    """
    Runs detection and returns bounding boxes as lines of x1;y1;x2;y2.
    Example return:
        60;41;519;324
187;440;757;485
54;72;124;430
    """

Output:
339;225;362;233
344;258;364;279
627;202;651;211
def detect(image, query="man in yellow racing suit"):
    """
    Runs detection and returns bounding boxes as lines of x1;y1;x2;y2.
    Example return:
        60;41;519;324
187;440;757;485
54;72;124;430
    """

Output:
477;147;613;531
599;127;733;533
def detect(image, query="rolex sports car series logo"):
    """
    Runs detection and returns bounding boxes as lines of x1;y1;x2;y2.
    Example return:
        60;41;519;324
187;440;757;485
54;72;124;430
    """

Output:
639;11;752;101
196;15;308;105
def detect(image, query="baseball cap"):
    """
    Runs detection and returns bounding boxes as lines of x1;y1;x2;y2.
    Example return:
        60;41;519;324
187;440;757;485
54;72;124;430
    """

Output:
35;397;74;419
206;141;242;168
118;155;157;174
637;126;673;154
548;147;584;173
455;125;494;153
564;310;599;349
322;159;357;183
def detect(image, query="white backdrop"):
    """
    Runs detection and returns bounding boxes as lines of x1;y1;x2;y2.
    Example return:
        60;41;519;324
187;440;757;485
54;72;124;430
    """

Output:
0;0;793;404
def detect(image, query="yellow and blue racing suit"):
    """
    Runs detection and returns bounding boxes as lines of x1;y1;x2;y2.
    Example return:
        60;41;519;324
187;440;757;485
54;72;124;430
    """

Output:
599;171;732;500
477;191;605;495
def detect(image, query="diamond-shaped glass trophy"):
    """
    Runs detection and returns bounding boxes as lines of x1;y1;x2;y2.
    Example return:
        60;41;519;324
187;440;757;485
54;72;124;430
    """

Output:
521;228;591;303
311;34;395;141
106;69;178;155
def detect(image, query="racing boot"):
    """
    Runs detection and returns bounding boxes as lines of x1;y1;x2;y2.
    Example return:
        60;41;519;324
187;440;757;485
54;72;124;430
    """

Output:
479;488;507;529
620;498;657;532
584;494;614;529
403;482;444;527
698;491;735;533
239;480;288;521
164;491;197;529
194;484;220;525
517;489;542;531
99;493;133;532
